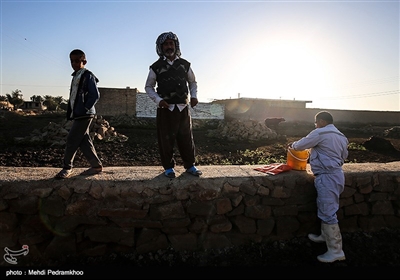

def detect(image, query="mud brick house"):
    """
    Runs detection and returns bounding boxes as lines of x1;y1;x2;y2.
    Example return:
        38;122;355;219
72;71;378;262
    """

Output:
20;101;47;112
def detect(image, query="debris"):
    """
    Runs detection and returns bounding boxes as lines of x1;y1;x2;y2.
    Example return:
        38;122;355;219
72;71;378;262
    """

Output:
18;115;128;146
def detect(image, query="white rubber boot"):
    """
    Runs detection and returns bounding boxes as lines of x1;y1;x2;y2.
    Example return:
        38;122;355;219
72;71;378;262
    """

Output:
308;224;325;243
317;223;346;263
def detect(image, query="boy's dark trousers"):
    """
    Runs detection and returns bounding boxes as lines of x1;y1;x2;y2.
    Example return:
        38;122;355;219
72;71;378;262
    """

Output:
63;117;102;170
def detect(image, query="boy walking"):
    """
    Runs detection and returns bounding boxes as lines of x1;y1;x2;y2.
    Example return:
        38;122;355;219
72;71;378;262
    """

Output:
55;49;103;179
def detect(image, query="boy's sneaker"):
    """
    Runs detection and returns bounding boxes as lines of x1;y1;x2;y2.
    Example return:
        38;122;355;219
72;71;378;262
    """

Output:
55;169;73;179
186;166;202;176
164;168;176;178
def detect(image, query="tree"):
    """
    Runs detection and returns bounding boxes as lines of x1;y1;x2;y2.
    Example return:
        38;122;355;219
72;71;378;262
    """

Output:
30;95;44;102
53;96;68;111
43;95;67;111
6;89;24;110
59;98;68;111
53;96;65;105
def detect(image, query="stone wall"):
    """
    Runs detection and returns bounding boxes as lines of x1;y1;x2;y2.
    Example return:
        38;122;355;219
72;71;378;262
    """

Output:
0;163;399;265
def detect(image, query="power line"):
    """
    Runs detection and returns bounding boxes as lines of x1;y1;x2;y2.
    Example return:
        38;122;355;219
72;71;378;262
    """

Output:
317;90;399;101
1;25;65;68
331;76;399;91
0;84;68;88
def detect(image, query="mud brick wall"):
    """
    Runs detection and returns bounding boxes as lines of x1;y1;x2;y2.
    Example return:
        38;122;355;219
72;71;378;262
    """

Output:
0;163;399;264
96;87;137;116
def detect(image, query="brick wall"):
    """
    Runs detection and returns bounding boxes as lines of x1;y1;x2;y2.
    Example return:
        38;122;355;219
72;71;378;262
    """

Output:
96;87;137;116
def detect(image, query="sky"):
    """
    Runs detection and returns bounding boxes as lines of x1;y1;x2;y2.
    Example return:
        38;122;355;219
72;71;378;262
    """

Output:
1;0;399;112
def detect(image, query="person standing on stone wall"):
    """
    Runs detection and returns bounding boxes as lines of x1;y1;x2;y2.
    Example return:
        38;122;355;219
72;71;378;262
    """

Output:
288;111;349;263
55;49;103;179
144;31;202;178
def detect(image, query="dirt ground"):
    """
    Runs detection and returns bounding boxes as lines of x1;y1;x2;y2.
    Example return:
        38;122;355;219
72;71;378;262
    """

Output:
1;110;400;168
0;110;399;275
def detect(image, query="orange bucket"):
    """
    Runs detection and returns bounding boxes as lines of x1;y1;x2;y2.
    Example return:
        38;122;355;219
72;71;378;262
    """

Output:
286;148;309;171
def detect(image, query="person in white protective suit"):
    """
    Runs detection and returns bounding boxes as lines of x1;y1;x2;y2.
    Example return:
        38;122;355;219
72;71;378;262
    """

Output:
288;111;349;263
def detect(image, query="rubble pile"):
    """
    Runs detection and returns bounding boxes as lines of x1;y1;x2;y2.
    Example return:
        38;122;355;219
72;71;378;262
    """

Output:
207;119;278;142
19;116;128;146
383;126;400;138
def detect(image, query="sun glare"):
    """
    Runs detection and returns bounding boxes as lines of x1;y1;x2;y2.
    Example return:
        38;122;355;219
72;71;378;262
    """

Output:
234;39;331;101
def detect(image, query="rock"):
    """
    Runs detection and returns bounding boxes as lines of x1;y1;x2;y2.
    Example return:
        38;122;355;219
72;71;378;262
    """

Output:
264;117;285;131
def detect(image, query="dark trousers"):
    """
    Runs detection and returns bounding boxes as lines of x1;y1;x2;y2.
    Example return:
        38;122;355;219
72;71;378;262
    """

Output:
156;106;196;170
63;117;102;170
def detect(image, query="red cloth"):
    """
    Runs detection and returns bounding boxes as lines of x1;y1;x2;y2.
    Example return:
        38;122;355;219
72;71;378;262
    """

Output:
254;163;292;175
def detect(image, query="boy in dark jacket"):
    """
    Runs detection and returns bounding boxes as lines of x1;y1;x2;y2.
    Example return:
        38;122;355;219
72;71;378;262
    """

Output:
55;49;103;179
